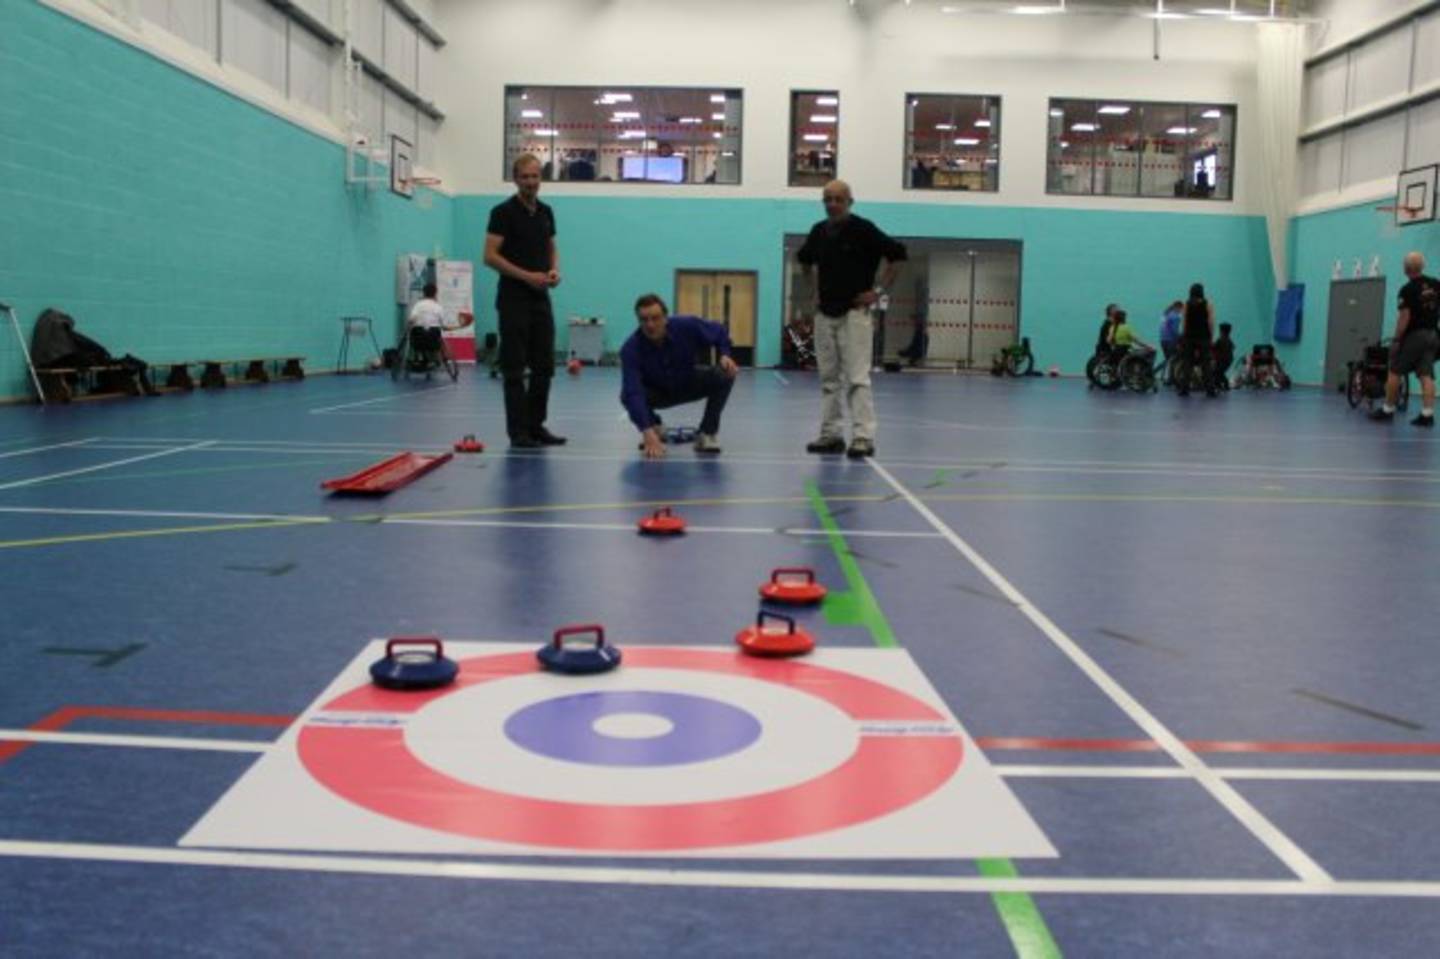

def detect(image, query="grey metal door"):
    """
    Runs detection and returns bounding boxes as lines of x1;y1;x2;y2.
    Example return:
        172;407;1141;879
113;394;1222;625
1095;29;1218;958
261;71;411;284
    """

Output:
1324;278;1387;390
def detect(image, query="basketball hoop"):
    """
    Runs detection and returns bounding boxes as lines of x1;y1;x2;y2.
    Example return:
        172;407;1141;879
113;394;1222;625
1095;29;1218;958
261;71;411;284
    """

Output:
401;176;443;210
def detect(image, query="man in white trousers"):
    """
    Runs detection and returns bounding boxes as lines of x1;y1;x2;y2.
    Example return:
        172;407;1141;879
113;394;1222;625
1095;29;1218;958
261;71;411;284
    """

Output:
796;180;907;459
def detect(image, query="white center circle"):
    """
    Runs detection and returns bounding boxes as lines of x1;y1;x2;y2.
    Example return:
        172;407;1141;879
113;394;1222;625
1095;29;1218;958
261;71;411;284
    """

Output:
591;712;675;740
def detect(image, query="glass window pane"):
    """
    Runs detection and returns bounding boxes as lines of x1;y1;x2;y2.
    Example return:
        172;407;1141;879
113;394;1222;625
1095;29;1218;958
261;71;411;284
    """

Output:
1096;100;1141;196
790;91;839;187
1047;99;1096;195
1139;102;1190;198
503;86;742;185
905;94;1000;192
1187;105;1233;200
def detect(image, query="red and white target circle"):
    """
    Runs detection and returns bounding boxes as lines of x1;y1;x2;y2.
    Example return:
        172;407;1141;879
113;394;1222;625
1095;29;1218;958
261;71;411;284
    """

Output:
298;648;963;852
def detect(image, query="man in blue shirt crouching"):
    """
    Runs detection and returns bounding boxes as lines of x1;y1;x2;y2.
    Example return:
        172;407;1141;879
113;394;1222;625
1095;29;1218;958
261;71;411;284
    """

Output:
620;293;739;459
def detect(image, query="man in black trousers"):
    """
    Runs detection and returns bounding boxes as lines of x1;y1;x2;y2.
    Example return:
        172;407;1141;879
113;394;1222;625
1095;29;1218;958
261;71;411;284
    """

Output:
483;153;566;448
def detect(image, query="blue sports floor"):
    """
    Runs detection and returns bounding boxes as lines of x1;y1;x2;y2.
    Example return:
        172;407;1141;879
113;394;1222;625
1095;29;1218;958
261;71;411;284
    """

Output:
2;368;1439;958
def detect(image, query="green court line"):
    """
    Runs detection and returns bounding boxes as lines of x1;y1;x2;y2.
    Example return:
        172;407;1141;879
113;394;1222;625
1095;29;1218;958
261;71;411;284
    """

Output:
977;860;1064;959
803;481;896;648
804;480;1060;958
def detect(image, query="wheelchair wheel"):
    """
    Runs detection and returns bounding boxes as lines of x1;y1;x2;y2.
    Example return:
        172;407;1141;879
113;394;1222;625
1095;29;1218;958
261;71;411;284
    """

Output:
1005;350;1034;377
1092;359;1120;391
1085;355;1101;387
1346;366;1363;408
1119;354;1153;393
1170;355;1191;393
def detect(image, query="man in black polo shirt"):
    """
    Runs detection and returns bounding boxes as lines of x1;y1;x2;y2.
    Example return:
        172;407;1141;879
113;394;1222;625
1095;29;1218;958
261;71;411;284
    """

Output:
1373;252;1440;428
484;154;566;448
796;180;907;459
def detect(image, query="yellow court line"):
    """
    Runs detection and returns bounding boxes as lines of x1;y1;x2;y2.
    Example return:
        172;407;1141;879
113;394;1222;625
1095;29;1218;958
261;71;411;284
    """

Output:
363;493;892;522
0;518;330;551
4;490;1438;552
919;492;1440;510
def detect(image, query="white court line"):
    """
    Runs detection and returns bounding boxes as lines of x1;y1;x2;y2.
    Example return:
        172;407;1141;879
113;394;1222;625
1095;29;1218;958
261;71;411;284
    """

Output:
2;841;1438;897
0;730;270;753
308;386;453;414
76;436;1440;485
0;441;215;492
84;444;408;457
995;765;1440;783
381;518;941;538
0;439;95;460
773;371;790;386
0;506;329;522
867;458;1333;884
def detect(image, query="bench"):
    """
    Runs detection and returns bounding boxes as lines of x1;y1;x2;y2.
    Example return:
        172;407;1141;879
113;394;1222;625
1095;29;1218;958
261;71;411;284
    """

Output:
36;364;138;403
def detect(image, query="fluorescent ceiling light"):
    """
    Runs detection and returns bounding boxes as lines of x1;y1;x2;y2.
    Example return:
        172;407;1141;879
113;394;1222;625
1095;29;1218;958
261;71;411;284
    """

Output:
1098;105;1131;115
803;134;830;142
679;117;703;124
721;150;736;157
710;94;727;103
532;129;557;137
816;96;839;106
935;123;955;130
810;114;838;123
520;109;543;119
954;137;981;145
1070;122;1097;132
974;119;992;128
618;130;647;139
1201;109;1222;118
713;132;723;139
1049;108;1063;117
1013;3;1064;13
600;92;632;103
611;111;641;120
1167;126;1197;135
711;113;726;121
1060;140;1070;148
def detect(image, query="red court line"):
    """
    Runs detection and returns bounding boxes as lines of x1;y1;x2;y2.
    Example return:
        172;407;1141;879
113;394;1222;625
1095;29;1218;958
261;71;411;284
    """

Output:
0;706;292;765
977;736;1440;756
4;709;1439;763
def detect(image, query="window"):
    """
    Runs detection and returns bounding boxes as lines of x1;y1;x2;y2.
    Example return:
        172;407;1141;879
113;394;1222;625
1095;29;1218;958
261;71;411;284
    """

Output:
904;94;1000;192
790;91;838;187
1047;98;1234;200
504;86;744;185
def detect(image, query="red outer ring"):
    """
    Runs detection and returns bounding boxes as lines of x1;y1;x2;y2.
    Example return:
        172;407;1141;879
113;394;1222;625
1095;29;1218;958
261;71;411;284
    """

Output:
298;648;963;851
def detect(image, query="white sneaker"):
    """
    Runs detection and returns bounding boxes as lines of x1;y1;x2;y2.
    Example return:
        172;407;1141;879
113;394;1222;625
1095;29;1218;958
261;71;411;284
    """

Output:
694;433;722;455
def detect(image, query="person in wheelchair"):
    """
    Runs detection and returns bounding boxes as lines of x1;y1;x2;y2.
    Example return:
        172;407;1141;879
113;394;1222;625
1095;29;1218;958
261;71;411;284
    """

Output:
1109;309;1152;356
1234;343;1291;390
404;283;471;371
1212;322;1235;391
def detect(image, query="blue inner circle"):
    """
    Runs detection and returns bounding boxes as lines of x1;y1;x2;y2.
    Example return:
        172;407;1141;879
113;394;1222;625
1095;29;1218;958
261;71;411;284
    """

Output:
503;690;762;767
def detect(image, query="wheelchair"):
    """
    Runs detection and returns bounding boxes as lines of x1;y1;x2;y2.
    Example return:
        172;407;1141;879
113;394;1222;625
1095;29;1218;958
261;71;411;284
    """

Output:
1346;340;1408;412
393;325;460;383
1233;344;1291;391
1117;347;1165;393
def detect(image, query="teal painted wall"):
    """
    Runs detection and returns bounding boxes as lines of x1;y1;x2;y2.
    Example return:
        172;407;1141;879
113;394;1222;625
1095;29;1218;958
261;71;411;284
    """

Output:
455;195;1275;373
0;1;452;400
1286;199;1440;385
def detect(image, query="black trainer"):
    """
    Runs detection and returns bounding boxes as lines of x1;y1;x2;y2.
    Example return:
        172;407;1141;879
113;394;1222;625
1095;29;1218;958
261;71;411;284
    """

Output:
510;435;542;449
846;438;875;459
1412;413;1434;428
534;427;567;446
806;437;846;455
1370;408;1395;422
